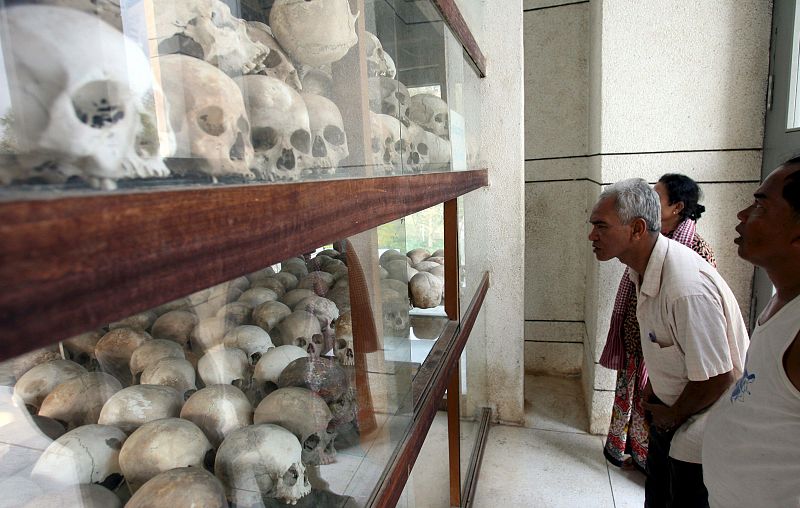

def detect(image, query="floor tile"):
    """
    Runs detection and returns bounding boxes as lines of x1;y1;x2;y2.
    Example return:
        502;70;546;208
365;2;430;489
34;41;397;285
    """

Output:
608;464;646;508
472;426;614;508
524;374;588;433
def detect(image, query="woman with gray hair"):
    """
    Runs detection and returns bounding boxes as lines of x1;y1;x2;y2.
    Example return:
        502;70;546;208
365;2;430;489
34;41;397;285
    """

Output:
601;174;716;473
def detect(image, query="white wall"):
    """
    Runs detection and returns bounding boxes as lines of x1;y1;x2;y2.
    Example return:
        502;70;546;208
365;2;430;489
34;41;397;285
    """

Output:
523;0;772;433
462;0;526;425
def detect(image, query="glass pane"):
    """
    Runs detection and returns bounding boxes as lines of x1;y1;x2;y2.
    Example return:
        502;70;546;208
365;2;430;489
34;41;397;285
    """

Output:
445;22;483;170
0;0;460;198
0;231;426;506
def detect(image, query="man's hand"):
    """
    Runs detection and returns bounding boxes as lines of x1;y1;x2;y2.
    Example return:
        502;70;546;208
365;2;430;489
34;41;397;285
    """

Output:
641;401;683;432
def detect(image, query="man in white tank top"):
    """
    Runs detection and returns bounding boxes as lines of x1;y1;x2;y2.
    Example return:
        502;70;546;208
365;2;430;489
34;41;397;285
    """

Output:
702;161;800;507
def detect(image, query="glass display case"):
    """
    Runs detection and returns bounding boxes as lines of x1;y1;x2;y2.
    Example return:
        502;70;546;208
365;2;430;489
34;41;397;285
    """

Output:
0;0;489;506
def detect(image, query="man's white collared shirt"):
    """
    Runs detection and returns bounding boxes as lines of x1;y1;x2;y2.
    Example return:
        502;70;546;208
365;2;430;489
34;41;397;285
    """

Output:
630;235;749;463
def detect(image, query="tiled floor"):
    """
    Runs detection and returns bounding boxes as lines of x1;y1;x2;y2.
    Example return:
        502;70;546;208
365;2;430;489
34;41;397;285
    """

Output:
471;375;645;508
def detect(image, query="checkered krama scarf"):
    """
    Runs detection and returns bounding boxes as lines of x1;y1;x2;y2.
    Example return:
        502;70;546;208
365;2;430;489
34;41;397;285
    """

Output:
599;219;697;381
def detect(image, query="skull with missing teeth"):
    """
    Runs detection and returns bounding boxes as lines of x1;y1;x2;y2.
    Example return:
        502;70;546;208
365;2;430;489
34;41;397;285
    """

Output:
158;54;255;180
1;5;173;190
215;424;311;506
237;75;312;181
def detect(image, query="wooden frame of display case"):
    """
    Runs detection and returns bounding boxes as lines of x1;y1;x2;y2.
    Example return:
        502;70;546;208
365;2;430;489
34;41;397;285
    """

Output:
0;0;489;506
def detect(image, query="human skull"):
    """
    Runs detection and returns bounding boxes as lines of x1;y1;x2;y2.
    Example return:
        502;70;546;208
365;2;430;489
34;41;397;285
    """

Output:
237;287;279;308
333;311;354;366
275;310;322;347
108;310;157;332
297;270;336;297
237;75;312;181
281;288;316;309
255;387;336;465
277;357;348;404
300;67;334;100
363;31;396;78
38;372;122;429
119;417;213;494
215;302;253;326
126;467;226;508
368;77;410;123
1;5;173;190
215;423;311;506
302;93;349;176
153;0;268;76
150;310;198;346
157;54;255;180
407;248;431;265
31;424;126;488
252;300;292;332
293;296;339;330
274;271;299;291
197;348;250;387
13;360;86;412
292;333;326;359
383;301;411;337
95;327;152;385
62;331;103;369
406;93;450;139
398;122;451;173
369;112;402;175
253;345;308;386
281;258;310;280
410;271;444;309
129;339;185;383
140;357;197;400
245;21;302;90
249;277;287;298
98;385;182;433
223;325;275;364
270;0;358;66
180;384;252;448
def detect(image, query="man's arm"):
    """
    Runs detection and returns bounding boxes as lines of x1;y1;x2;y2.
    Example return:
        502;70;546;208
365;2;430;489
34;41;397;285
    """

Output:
642;371;734;431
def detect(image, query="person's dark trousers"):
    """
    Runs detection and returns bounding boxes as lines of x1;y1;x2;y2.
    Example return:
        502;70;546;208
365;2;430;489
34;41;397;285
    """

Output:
644;397;709;508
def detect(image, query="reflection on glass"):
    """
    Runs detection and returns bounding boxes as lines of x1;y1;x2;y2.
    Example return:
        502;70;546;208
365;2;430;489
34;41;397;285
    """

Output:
0;205;452;506
0;0;473;195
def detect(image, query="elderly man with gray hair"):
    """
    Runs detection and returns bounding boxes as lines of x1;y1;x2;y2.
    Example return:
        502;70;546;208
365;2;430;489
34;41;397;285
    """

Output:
588;178;749;508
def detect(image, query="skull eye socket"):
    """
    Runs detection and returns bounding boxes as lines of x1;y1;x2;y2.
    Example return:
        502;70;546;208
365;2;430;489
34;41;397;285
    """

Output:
196;106;226;136
72;81;125;129
283;465;300;487
434;113;447;124
303;434;321;452
417;143;429;156
395;92;407;104
323;125;345;147
252;127;279;151
290;129;311;153
263;50;283;69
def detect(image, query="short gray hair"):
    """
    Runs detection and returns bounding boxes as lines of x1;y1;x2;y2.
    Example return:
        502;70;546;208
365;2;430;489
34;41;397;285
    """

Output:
599;178;661;232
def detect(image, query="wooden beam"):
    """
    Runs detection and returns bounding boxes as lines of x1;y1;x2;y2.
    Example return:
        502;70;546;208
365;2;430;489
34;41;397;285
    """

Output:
0;170;487;360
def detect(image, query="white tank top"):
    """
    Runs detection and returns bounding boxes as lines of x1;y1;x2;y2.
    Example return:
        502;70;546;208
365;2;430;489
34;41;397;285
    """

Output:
702;294;800;508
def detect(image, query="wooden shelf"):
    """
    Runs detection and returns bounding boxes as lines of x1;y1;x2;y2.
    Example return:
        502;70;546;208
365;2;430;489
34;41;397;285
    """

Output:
0;170;487;360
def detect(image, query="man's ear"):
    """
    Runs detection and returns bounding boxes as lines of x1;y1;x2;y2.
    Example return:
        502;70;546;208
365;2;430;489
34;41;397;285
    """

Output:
630;217;648;239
